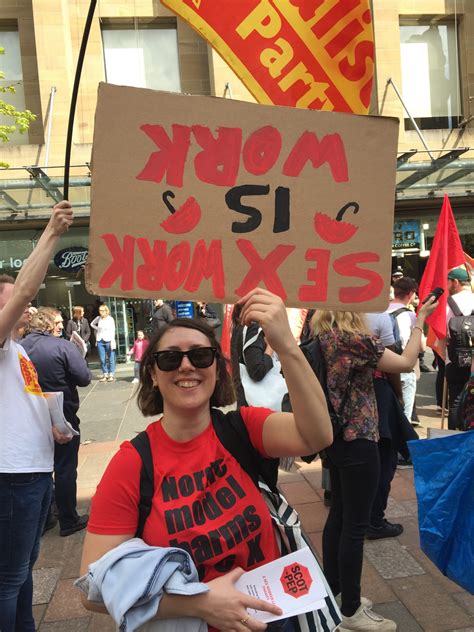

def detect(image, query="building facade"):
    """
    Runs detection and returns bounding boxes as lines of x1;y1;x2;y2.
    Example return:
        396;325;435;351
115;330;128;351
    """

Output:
1;0;473;338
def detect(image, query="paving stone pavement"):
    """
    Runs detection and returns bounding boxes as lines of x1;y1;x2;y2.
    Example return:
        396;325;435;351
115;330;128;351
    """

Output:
31;364;473;631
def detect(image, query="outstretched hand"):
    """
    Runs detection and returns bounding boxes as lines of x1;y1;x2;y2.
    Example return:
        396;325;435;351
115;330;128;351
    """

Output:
47;201;73;236
199;567;282;631
238;288;294;356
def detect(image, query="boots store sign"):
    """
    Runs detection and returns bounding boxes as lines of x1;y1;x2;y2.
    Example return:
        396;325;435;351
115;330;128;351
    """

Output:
54;247;88;272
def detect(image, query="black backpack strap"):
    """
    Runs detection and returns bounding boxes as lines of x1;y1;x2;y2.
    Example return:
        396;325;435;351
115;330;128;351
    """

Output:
130;430;154;539
391;307;410;319
448;296;463;318
211;408;279;493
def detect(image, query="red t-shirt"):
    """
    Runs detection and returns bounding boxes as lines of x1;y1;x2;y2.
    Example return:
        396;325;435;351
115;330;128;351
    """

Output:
88;407;280;582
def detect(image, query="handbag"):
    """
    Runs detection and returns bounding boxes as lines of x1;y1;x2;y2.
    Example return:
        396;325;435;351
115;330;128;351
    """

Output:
211;409;342;632
239;327;288;411
409;432;474;594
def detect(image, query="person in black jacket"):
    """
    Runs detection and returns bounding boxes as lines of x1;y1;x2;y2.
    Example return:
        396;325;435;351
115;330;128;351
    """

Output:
230;304;275;407
21;307;92;536
66;305;91;353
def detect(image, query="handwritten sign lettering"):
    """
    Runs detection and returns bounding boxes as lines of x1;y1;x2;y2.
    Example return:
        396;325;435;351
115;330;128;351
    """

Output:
86;84;398;310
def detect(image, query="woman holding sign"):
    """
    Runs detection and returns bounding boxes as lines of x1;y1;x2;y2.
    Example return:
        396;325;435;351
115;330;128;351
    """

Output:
79;288;333;631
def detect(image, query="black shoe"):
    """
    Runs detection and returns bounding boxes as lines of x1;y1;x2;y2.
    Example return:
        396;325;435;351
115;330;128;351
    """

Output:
367;519;404;540
59;514;89;537
397;456;413;468
42;516;58;535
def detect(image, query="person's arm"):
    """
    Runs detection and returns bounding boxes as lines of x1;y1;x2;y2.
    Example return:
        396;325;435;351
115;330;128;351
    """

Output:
0;201;73;345
239;288;332;457
242;325;274;382
377;298;438;373
80;532;281;627
64;345;92;387
90;316;99;331
65;320;73;340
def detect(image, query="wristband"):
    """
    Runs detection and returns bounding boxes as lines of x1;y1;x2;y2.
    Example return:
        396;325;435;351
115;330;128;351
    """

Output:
413;326;423;334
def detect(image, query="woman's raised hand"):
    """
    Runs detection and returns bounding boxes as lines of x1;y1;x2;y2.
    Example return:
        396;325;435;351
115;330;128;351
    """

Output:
238;288;294;356
197;568;282;631
417;294;440;322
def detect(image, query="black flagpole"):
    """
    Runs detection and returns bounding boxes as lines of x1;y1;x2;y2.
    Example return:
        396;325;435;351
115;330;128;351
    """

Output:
64;0;97;200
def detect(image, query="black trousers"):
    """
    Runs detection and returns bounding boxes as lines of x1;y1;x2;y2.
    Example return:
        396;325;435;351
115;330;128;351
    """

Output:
54;419;81;529
446;363;470;430
370;439;398;527
322;437;379;618
435;356;446;408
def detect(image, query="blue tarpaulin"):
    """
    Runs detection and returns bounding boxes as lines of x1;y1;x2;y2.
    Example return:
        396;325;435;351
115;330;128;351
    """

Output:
409;432;474;594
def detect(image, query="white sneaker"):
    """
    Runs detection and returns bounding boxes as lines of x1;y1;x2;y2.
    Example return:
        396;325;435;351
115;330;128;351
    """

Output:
98;374;108;382
132;378;139;384
338;604;397;631
336;595;373;610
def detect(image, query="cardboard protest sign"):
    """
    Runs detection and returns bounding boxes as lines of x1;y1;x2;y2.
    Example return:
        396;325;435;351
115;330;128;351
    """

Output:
86;83;398;310
161;0;374;114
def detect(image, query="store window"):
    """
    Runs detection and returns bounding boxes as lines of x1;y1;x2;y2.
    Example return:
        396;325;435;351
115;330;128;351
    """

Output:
0;25;29;145
101;20;181;92
400;20;462;130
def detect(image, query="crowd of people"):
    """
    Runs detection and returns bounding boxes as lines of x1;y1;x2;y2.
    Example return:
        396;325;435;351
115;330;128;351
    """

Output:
0;201;472;632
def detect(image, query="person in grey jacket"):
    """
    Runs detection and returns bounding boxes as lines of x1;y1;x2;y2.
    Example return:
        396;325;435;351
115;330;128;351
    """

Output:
151;300;174;334
21;307;92;536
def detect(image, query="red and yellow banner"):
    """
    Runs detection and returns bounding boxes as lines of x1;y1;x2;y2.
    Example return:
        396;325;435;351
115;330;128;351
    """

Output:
161;0;374;114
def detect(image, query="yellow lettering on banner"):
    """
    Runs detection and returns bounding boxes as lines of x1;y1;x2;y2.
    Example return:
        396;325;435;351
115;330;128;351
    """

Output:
192;0;201;7
297;83;333;110
260;37;294;78
278;61;329;105
273;0;371;113
236;0;282;40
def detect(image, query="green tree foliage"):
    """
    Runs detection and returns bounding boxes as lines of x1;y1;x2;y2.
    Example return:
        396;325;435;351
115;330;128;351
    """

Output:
1;46;36;168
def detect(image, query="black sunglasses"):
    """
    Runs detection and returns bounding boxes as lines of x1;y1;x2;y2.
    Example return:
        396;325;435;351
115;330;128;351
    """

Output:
153;347;217;371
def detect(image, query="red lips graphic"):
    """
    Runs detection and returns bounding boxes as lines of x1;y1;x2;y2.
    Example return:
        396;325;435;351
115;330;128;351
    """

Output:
160;191;202;234
313;202;359;244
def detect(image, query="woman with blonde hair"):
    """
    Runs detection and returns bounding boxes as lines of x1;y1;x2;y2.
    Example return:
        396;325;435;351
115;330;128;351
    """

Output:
312;299;437;632
90;304;116;382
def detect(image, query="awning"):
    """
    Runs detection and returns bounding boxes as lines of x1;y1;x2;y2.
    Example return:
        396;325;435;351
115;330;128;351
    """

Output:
1;153;474;222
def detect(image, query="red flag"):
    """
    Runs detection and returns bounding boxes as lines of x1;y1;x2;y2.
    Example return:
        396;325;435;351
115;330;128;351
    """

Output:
418;194;465;341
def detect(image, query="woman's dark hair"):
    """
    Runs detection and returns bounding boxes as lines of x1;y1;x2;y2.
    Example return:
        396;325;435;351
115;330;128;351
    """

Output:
137;318;235;416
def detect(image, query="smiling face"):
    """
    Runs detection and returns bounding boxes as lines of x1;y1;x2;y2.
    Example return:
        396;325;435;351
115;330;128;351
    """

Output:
149;326;217;415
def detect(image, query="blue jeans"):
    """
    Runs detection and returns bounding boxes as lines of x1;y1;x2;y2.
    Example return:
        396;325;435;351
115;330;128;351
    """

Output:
97;340;116;375
401;371;416;419
134;361;141;380
0;472;52;632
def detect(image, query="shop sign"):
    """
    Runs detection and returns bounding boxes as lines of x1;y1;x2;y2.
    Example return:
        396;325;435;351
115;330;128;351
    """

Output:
54;247;88;272
176;301;194;318
393;221;420;251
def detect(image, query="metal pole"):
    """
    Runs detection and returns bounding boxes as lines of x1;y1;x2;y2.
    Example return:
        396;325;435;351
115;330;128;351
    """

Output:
64;0;97;200
387;78;435;161
441;377;448;429
68;289;73;320
44;87;56;174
